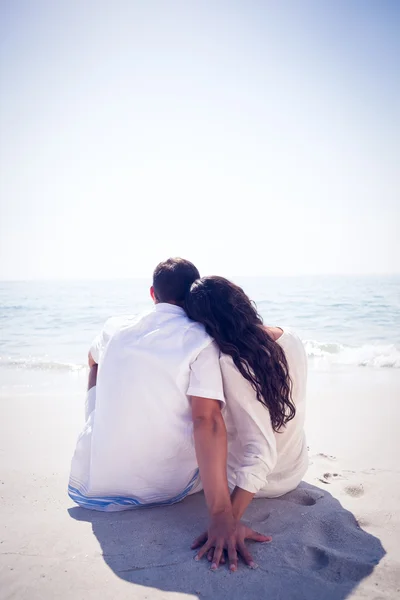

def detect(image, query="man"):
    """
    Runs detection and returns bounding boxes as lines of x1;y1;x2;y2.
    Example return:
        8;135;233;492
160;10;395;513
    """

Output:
69;258;269;571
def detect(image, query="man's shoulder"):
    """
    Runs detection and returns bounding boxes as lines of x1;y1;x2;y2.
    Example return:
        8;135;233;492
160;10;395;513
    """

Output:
107;310;214;349
103;314;143;334
181;319;215;354
99;312;155;344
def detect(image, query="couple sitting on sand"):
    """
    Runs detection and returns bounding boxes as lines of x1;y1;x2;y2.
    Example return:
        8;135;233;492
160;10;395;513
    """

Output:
69;257;308;571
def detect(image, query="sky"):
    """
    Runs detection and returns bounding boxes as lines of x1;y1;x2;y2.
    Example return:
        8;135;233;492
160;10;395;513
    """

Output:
0;0;399;280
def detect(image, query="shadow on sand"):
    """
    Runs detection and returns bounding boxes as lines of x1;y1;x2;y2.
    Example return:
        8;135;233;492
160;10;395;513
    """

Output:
68;482;384;600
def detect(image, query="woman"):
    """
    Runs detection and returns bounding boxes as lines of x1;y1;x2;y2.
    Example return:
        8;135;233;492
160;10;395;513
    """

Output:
185;276;308;527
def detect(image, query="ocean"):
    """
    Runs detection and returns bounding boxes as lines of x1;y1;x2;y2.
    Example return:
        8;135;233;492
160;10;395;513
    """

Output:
1;275;399;396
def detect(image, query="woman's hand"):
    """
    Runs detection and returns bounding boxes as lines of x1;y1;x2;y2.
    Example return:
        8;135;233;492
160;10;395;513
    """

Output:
192;515;271;571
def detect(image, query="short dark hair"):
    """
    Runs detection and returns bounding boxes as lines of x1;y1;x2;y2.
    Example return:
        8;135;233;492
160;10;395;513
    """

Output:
152;257;200;306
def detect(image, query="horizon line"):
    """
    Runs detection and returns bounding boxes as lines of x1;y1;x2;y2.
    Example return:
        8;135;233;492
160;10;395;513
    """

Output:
0;273;399;284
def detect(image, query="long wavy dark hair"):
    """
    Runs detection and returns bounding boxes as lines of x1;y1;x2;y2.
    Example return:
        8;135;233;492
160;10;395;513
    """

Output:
185;276;295;432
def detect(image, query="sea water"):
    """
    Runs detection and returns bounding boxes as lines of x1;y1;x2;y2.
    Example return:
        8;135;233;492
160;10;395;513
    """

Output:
1;275;399;396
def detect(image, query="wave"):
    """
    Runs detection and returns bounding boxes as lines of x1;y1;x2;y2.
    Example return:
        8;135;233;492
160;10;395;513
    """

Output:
0;356;86;372
1;340;400;372
304;340;400;368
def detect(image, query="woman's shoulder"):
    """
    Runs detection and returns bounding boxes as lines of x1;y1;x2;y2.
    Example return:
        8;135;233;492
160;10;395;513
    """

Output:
219;327;306;369
274;328;307;369
262;326;305;358
264;326;285;342
263;325;299;343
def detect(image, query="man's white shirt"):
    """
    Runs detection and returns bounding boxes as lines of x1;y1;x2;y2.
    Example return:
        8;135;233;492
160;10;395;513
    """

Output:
68;303;224;511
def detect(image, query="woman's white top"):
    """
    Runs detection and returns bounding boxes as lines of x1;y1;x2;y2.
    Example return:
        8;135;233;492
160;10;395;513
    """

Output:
222;328;308;497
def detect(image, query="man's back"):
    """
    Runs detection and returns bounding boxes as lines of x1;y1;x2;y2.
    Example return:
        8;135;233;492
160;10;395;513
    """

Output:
69;303;223;511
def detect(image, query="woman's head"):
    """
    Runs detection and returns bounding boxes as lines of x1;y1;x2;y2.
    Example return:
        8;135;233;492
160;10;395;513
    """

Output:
185;276;295;431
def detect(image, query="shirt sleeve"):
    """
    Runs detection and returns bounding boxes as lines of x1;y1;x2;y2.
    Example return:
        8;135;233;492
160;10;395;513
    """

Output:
187;341;225;402
89;332;105;365
221;355;278;494
89;317;121;364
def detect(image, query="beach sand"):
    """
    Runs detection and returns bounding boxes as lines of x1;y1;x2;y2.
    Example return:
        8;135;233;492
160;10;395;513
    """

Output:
1;368;399;600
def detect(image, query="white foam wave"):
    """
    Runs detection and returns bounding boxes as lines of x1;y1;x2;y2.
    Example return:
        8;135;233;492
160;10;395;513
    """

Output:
1;341;400;373
304;340;400;368
0;356;86;372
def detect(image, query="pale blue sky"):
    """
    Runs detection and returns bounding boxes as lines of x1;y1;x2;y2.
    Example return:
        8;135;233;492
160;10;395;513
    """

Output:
0;0;399;279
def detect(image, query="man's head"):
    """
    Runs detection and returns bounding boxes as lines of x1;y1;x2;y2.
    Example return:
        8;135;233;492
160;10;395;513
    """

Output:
151;257;200;307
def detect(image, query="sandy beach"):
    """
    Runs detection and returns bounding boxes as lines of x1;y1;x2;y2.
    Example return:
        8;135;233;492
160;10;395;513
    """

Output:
1;0;399;595
1;368;399;600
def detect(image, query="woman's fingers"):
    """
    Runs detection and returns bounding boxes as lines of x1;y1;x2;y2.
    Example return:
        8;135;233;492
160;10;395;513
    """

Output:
195;539;213;561
227;542;238;572
251;532;272;543
238;542;257;569
210;545;224;570
191;531;208;549
194;526;271;570
246;528;272;543
207;549;225;565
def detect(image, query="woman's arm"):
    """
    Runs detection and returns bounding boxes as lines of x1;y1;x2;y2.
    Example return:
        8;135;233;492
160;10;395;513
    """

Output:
191;395;237;570
191;396;232;516
191;396;270;571
230;487;255;521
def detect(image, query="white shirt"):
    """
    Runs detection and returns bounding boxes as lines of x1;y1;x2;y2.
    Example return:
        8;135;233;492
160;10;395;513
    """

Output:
222;328;308;497
68;303;224;511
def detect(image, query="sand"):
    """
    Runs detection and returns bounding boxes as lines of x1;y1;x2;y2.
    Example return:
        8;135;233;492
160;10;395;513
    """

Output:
1;368;399;600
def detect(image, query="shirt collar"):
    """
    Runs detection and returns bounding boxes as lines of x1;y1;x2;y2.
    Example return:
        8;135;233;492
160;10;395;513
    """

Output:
154;302;186;316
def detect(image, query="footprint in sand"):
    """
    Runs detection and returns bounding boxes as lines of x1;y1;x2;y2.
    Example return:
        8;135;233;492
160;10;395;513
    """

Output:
317;472;346;485
309;453;337;468
252;510;271;524
304;546;330;571
344;484;364;498
316;453;337;461
356;516;369;527
283;488;324;506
